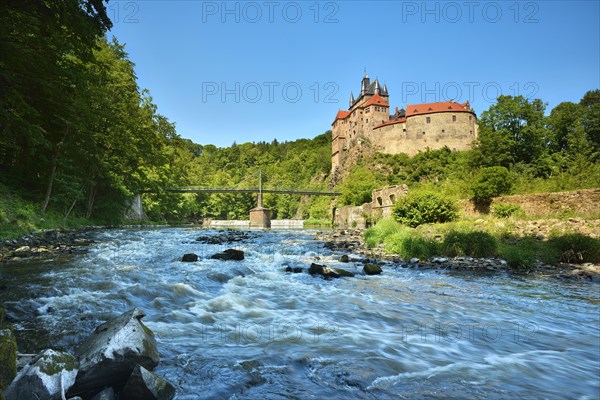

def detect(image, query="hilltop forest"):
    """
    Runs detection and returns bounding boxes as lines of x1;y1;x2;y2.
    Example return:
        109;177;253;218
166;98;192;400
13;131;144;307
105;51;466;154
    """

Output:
1;1;599;236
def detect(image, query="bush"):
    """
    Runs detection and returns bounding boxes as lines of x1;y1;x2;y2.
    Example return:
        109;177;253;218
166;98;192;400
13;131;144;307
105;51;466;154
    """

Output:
545;234;600;264
442;230;498;258
471;166;513;203
499;238;538;270
364;219;406;248
383;231;440;259
392;192;458;227
492;203;521;218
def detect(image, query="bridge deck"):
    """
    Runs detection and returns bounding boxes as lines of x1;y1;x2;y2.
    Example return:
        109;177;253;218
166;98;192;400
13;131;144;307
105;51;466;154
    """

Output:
163;188;340;196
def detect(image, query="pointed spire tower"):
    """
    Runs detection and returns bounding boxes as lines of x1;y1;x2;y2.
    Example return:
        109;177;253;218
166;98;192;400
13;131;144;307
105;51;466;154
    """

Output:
361;68;370;96
349;91;355;108
374;79;380;95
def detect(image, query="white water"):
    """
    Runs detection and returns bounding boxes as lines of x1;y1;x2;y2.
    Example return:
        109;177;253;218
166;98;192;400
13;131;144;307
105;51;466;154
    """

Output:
1;228;599;399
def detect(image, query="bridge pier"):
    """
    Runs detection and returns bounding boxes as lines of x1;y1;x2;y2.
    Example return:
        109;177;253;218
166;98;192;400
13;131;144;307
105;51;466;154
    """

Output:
250;192;271;228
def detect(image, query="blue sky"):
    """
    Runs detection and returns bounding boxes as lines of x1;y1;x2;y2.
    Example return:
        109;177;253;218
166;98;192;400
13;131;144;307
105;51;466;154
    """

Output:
108;0;600;147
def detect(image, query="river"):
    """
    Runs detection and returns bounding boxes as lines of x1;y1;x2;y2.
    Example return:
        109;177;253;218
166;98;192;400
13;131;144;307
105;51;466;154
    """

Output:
1;227;599;399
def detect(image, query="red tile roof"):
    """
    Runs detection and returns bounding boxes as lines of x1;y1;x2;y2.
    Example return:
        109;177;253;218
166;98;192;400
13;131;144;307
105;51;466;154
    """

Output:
363;94;389;107
333;110;351;122
374;117;407;129
406;101;472;117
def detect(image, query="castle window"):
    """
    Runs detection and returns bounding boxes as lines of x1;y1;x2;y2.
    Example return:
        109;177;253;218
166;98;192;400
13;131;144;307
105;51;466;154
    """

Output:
375;106;380;112
426;117;431;124
452;115;456;122
366;119;368;123
469;115;472;121
377;197;383;206
422;131;426;135
366;107;370;113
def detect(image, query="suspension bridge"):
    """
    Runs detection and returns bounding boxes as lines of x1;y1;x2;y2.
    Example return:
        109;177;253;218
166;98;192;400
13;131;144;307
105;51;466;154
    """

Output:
136;171;340;228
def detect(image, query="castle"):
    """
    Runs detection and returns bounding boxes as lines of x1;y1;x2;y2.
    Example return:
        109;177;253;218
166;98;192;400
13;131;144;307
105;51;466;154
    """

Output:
331;72;478;181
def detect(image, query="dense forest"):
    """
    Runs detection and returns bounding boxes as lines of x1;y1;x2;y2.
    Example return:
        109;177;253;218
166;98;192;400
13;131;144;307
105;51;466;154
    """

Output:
1;1;599;235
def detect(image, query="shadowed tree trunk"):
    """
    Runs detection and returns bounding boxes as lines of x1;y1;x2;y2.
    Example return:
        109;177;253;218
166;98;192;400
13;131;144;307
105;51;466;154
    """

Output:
42;126;69;212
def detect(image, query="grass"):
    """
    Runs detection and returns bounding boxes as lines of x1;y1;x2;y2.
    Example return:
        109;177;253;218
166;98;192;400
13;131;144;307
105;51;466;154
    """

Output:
304;218;332;228
364;217;600;269
0;183;95;240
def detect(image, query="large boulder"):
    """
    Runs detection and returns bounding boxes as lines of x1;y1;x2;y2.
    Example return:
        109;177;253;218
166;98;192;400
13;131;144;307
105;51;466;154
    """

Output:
309;263;354;279
181;253;198;262
211;249;244;261
0;327;17;391
68;308;159;397
3;349;78;400
120;365;175;400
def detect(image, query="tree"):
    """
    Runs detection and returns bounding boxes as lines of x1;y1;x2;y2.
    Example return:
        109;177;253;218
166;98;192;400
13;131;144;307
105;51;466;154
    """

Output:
580;90;600;151
470;166;513;203
473;95;549;169
339;167;378;206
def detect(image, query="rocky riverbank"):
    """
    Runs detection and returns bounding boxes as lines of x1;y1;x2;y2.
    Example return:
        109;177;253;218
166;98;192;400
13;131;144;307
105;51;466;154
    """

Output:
316;227;600;282
0;228;101;263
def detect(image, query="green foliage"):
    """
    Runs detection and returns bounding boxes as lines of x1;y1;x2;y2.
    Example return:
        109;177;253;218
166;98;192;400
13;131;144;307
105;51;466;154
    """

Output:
364;219;406;248
384;232;440;259
492;203;521;218
471;166;513;203
442;230;498;258
499;239;538;270
339;166;379;206
393;193;458;227
0;183;94;240
545;234;600;264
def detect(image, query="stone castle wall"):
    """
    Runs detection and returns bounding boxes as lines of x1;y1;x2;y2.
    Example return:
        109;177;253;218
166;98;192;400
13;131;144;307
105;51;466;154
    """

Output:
367;112;477;156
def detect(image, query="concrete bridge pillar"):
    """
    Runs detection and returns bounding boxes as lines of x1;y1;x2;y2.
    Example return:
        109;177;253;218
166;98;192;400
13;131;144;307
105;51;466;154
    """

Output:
250;192;271;228
125;193;146;220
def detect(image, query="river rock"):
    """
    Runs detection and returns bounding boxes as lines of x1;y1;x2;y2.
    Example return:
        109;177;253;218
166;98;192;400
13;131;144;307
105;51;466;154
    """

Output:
309;263;354;279
181;253;198;262
285;266;303;273
3;349;78;400
211;249;244;261
363;264;382;275
68;308;159;397
0;327;17;391
120;365;175;400
339;255;350;263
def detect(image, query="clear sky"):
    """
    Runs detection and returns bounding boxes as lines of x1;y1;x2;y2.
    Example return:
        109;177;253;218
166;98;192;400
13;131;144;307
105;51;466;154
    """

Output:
108;0;600;147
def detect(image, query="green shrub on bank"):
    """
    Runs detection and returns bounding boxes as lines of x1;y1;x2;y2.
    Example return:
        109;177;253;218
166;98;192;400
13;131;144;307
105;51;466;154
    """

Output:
442;230;498;258
471;166;513;203
383;231;440;259
499;238;538;270
364;219;406;248
545;234;600;264
392;193;458;227
492;203;521;218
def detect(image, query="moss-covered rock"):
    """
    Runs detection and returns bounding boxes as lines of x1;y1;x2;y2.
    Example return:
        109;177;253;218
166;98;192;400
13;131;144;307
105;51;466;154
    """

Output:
0;326;17;391
3;349;78;400
363;263;382;275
